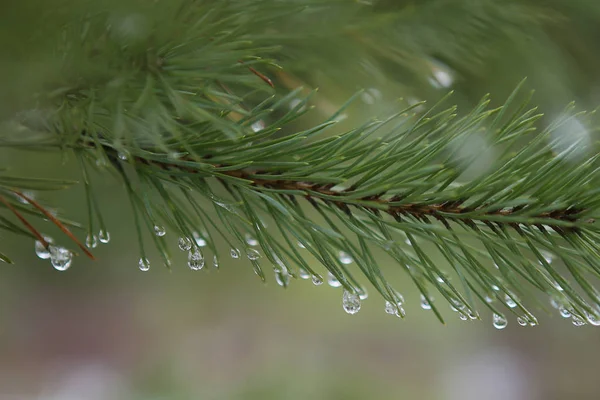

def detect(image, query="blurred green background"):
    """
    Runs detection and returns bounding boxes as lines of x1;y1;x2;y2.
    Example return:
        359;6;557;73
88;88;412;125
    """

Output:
2;1;600;399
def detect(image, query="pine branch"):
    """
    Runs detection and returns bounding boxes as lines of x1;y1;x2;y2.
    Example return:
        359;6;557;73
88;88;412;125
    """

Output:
2;0;600;329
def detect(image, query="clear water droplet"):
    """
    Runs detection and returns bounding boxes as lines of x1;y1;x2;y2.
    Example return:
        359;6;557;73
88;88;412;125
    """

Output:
297;241;306;249
517;316;528;326
96;157;108;168
35;235;54;259
550;298;561;309
212;255;219;268
187;248;205;270
395;292;405;306
50;246;72;271
192;232;207;247
298;268;310;280
311;275;323;286
138;257;150;271
178;237;192;252
572;314;586;326
395;305;406;318
118;151;129;161
493;313;507;330
85;233;98;249
327;272;342;288
450;298;465;311
246;248;261;261
16;190;35;204
436;275;446;284
230;248;240;259
504;294;517;308
98;229;110;244
358;287;368;300
585;311;600;326
491;285;500;291
342;290;361;315
458;312;468;321
338;251;353;265
385;301;396;315
275;269;290;287
420;295;432;310
559;307;572;318
154;225;166;237
251;120;265;132
245;233;258;246
540;250;554;264
484;295;494;303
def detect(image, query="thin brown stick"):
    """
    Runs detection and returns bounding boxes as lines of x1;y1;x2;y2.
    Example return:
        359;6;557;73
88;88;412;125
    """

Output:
11;190;96;260
0;194;49;248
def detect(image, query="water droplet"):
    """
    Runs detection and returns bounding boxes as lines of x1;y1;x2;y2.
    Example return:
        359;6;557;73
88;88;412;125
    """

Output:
98;229;110;244
154;225;166;237
246;248;261;261
327;272;342;288
275;269;290;287
187;248;205;271
572;314;586;326
230;248;240;259
311;275;323;286
491;284;500;291
550;298;561;309
585;311;600;326
493;313;507;330
118;151;129;161
385;301;396;315
50;246;72;271
395;292;405;305
517;316;528;326
192;232;207;247
245;233;258;246
450;298;465;311
540;250;554;264
559;307;572;318
297;241;306;249
358;287;368;300
251;120;265;132
289;98;307;112
178;237;192;252
504;293;518;308
16;190;35;204
395;305;406;318
342;290;361;315
436;275;446;284
458;312;468;321
96;157;108;168
420;295;432;310
35;235;54;259
484;295;494;303
360;88;382;105
138;257;150;271
338;251;353;265
85;233;98;249
298;268;310;280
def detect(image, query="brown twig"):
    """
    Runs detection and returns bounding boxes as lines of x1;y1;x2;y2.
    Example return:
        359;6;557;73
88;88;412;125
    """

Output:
238;60;274;88
123;150;587;232
0;194;50;248
11;190;96;260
